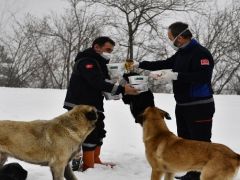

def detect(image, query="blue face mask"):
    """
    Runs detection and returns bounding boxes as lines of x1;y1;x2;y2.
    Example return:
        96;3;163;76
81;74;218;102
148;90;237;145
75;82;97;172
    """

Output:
169;28;189;51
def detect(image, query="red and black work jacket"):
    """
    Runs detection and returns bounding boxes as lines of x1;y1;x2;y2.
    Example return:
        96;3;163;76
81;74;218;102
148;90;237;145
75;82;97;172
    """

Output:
64;48;124;111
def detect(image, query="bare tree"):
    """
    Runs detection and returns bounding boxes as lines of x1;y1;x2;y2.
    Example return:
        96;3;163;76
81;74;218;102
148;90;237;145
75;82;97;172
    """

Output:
2;0;239;95
0;16;41;88
191;1;240;94
0;45;13;86
231;75;240;95
82;0;207;61
23;0;102;88
0;0;102;88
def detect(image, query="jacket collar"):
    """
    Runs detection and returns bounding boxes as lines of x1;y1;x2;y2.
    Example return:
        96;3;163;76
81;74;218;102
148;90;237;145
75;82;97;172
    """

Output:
179;39;199;52
75;48;109;64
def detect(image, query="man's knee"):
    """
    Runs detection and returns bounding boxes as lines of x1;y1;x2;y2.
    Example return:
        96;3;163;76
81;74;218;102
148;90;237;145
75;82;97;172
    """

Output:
177;126;191;139
190;119;212;142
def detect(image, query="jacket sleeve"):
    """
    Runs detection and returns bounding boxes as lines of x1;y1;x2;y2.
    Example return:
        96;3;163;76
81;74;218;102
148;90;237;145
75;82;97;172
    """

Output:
122;94;131;104
138;54;176;71
77;59;124;94
177;53;214;83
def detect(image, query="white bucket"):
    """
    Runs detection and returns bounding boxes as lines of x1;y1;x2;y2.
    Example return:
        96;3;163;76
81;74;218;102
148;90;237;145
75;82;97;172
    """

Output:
107;63;125;78
128;75;149;93
131;83;149;93
128;75;148;85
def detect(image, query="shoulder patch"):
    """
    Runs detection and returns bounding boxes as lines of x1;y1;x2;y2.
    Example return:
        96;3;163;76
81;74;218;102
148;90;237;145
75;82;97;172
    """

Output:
85;64;94;69
200;59;210;65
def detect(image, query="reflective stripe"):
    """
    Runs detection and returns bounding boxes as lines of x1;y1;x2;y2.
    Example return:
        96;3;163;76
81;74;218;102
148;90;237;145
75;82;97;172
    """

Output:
64;102;76;108
177;98;214;106
82;143;97;148
195;119;212;123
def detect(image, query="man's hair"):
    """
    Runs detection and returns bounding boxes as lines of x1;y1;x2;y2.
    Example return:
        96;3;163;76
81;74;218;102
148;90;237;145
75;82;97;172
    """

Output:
92;36;115;48
168;22;192;39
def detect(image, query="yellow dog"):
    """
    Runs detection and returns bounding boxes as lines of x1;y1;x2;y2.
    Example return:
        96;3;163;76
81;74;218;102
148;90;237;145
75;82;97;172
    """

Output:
0;105;97;180
142;106;240;180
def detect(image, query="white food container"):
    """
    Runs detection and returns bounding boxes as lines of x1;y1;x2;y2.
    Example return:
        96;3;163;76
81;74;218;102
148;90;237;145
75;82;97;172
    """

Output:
107;63;125;78
128;75;148;85
131;83;149;93
128;75;149;93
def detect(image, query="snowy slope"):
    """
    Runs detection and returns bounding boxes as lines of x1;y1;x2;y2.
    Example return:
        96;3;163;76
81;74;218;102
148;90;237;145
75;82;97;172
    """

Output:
0;87;240;180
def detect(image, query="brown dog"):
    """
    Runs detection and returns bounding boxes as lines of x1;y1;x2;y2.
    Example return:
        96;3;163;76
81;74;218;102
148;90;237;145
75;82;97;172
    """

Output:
0;105;98;180
142;107;240;180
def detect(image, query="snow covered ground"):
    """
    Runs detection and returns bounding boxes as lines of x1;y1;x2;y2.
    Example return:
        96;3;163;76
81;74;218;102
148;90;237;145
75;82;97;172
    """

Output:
0;87;240;180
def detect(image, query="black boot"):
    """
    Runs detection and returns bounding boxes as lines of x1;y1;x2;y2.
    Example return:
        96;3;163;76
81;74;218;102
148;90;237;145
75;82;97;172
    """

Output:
175;171;200;180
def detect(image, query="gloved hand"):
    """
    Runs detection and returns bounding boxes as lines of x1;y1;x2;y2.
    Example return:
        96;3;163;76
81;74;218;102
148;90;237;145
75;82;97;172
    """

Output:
124;84;139;95
125;59;139;72
133;60;139;68
149;70;178;84
149;73;161;79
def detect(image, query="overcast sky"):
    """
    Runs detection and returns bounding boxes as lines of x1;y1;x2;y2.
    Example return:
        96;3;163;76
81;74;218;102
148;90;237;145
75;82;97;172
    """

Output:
0;0;232;34
0;0;231;17
0;0;68;17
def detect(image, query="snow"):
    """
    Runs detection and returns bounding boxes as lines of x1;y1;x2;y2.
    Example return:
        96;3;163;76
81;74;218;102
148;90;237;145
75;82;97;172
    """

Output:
0;87;240;180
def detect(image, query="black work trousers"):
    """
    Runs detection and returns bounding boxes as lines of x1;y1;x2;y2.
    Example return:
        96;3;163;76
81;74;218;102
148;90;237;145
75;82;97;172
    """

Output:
175;102;215;142
82;112;106;151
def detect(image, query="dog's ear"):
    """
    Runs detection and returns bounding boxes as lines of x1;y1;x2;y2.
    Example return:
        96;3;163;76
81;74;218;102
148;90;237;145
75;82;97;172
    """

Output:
160;109;171;120
164;112;171;120
85;110;98;121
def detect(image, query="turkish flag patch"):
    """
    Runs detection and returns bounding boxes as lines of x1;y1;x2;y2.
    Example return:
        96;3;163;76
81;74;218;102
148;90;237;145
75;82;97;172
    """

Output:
85;64;94;69
200;59;209;65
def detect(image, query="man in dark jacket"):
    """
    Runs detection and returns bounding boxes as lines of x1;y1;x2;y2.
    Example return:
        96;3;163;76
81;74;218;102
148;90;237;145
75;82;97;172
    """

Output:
130;22;215;180
64;36;138;171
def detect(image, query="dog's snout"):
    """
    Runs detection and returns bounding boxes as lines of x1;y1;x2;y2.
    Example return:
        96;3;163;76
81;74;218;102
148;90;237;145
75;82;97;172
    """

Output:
85;110;98;121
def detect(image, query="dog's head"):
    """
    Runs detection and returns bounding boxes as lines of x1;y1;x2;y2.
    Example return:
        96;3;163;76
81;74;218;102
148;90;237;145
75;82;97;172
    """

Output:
68;105;98;132
140;107;172;141
139;106;171;126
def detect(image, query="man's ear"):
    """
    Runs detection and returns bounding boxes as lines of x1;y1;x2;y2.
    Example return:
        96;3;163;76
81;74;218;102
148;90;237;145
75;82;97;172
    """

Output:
93;44;102;54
